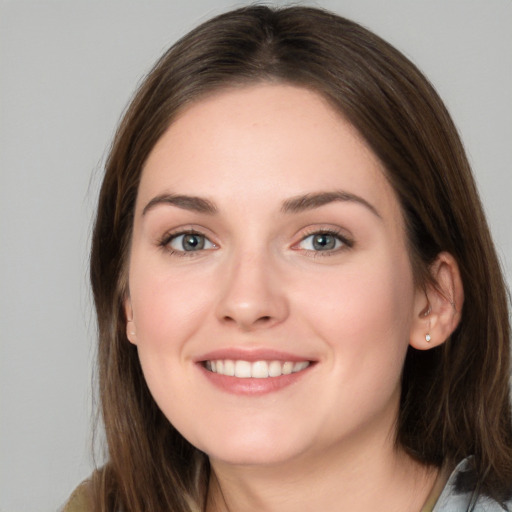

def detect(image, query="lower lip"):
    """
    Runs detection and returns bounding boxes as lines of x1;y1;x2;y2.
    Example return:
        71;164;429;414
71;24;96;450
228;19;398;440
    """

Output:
199;364;312;395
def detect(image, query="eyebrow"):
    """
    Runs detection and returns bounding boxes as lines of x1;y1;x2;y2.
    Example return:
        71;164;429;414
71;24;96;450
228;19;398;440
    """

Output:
142;190;380;218
142;194;218;216
281;191;381;218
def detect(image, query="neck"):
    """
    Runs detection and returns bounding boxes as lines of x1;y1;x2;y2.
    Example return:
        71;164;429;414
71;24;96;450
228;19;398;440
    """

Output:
206;429;438;512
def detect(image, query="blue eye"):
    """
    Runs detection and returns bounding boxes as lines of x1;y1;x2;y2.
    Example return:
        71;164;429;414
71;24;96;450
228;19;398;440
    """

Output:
167;232;214;252
298;232;346;252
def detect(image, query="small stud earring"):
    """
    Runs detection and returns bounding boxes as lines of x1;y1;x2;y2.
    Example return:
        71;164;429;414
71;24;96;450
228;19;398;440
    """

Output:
425;311;432;342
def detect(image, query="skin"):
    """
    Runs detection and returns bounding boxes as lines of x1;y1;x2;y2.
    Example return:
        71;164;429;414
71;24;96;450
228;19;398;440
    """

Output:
125;84;462;511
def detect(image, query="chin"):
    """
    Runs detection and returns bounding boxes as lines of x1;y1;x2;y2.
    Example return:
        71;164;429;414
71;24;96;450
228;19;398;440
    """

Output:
206;443;303;467
187;422;311;467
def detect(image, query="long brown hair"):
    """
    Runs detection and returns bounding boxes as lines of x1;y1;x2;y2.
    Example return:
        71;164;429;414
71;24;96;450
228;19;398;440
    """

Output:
89;5;512;510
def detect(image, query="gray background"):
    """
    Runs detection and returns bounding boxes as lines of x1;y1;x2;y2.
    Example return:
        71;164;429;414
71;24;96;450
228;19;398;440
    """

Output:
1;1;511;510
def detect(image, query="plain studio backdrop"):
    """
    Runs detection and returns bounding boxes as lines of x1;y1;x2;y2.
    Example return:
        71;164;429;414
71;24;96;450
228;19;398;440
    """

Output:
0;1;511;510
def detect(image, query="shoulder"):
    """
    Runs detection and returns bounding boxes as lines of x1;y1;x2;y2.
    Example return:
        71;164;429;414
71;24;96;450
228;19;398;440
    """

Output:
434;459;512;512
61;480;93;512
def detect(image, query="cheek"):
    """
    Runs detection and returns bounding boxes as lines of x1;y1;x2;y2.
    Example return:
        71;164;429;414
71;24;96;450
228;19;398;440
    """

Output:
127;263;213;422
290;251;415;434
297;249;415;368
129;259;215;353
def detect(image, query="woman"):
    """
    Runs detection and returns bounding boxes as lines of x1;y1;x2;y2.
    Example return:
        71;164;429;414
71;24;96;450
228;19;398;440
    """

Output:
64;5;512;511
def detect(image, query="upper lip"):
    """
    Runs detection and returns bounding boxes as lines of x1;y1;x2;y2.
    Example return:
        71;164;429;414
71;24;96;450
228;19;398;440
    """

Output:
195;348;315;363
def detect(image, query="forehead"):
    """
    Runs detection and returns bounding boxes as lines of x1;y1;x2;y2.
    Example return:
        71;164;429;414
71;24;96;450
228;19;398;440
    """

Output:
137;83;401;222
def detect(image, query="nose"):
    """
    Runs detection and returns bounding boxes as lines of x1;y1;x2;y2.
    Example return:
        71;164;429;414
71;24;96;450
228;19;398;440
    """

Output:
215;250;289;331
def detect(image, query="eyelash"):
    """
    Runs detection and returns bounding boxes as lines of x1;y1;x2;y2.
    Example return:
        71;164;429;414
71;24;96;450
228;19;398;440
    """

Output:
294;228;354;257
158;229;216;257
157;228;353;257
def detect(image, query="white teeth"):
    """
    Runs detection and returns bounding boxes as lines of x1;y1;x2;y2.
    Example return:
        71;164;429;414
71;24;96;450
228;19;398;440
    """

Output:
282;361;293;375
293;361;309;372
205;359;311;378
224;359;235;376
252;361;269;379
234;360;252;378
268;360;282;377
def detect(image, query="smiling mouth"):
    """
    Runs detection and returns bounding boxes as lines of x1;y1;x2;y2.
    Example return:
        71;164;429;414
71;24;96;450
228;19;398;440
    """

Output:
204;359;311;378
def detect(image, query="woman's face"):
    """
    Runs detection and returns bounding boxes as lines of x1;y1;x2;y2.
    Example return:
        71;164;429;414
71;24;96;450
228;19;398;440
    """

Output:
126;84;422;467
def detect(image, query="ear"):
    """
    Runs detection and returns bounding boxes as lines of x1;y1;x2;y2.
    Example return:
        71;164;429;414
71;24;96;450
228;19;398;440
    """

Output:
410;252;464;350
124;297;137;345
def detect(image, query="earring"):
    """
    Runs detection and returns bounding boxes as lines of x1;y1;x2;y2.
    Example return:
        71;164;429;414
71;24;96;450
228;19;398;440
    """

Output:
423;304;432;342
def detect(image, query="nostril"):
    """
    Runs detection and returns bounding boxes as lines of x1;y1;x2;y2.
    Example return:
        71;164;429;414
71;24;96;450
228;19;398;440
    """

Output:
222;314;273;328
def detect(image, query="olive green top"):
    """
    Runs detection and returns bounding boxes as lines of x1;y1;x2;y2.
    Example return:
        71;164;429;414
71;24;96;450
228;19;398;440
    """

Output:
61;482;92;512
